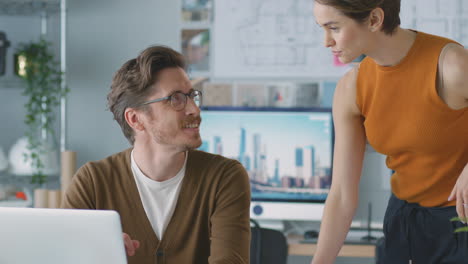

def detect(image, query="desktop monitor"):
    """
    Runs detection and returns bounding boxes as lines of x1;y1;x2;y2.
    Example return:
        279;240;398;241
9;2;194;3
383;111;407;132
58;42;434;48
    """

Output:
199;107;334;221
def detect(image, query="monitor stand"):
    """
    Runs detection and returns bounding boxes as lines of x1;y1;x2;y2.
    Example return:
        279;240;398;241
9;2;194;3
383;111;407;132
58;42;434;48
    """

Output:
361;202;377;242
254;219;285;231
361;232;377;242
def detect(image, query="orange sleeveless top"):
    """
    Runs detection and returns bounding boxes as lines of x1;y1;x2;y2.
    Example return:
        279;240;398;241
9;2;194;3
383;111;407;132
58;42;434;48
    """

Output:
356;31;468;207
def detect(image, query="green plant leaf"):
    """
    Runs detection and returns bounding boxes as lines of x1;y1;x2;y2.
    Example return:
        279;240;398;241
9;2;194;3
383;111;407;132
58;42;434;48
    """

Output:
450;217;468;233
31;172;47;185
450;217;468;222
454;227;468;233
16;37;69;185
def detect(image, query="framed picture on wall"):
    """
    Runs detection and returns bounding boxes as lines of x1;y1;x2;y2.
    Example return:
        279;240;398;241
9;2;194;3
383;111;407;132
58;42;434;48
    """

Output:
181;0;212;23
201;82;233;106
181;29;210;74
236;83;267;107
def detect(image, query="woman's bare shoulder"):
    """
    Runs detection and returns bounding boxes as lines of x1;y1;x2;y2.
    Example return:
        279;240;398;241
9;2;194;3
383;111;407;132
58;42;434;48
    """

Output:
334;66;361;116
441;44;468;99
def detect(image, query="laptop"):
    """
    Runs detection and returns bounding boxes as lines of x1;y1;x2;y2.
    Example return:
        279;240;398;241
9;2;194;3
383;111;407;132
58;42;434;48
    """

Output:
0;207;127;264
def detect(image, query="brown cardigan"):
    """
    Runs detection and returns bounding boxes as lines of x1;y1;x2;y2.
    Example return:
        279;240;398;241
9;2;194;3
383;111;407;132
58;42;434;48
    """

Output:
61;148;251;264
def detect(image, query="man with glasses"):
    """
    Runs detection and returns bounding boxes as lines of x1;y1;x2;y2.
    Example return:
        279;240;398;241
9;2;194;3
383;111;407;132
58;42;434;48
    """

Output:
61;46;251;264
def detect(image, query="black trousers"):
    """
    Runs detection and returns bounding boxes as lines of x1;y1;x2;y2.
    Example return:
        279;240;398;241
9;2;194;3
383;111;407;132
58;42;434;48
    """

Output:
378;194;468;264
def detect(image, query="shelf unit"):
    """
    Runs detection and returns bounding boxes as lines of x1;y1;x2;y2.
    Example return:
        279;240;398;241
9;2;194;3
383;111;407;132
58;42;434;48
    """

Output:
0;0;67;206
0;0;67;151
0;172;60;207
0;0;60;16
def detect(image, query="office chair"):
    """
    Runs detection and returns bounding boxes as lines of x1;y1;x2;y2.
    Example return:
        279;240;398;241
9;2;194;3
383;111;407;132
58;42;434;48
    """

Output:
250;219;288;264
375;236;385;264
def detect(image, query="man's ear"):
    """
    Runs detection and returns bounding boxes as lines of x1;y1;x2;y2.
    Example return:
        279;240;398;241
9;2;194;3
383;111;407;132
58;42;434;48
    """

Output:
368;7;384;32
124;108;145;131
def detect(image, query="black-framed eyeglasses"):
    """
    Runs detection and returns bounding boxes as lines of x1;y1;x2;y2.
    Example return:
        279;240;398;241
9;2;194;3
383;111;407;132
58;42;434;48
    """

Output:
140;89;202;111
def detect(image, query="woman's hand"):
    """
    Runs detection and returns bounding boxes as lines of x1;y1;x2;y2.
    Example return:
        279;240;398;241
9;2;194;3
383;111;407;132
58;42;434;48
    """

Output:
448;163;468;223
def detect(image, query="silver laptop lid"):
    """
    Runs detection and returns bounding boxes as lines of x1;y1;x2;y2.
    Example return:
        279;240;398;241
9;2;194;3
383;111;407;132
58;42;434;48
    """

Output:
0;207;127;264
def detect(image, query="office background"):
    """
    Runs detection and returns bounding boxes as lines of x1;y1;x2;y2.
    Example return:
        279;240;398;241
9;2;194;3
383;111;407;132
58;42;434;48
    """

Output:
0;0;405;223
1;0;466;263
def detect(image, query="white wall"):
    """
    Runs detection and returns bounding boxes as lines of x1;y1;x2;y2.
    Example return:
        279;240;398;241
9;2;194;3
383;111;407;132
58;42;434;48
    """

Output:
66;0;181;167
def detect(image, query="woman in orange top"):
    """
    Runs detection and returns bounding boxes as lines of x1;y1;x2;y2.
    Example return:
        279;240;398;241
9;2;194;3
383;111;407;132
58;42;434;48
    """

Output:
311;1;468;263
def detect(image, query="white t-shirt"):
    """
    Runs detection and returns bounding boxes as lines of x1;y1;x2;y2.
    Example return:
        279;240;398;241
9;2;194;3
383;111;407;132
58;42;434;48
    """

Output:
131;151;186;240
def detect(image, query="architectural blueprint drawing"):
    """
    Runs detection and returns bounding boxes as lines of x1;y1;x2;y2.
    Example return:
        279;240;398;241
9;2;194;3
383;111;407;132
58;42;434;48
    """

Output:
213;0;351;78
213;0;468;79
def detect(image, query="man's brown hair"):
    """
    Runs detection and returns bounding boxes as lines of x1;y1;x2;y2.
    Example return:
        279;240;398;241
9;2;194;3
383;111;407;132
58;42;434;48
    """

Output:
107;46;186;145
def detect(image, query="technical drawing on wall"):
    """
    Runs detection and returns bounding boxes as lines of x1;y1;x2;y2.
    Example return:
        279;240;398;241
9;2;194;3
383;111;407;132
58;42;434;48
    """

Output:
213;0;468;79
400;0;468;46
213;0;352;78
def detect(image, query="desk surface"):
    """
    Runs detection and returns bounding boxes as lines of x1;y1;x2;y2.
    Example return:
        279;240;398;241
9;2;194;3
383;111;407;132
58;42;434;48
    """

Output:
288;235;377;258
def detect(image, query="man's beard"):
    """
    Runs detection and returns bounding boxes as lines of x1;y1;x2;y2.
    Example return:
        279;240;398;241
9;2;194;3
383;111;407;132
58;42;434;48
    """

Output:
181;134;202;150
151;126;202;150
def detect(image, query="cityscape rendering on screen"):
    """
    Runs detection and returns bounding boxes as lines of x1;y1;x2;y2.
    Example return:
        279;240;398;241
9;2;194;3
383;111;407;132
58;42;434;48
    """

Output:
199;107;333;202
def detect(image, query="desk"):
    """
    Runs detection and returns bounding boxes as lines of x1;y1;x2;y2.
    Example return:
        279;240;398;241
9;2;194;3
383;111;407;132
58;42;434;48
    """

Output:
288;235;376;258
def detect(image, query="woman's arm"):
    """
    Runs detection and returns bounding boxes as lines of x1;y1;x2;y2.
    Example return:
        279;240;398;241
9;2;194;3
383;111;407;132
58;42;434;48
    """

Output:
311;67;367;264
443;44;468;222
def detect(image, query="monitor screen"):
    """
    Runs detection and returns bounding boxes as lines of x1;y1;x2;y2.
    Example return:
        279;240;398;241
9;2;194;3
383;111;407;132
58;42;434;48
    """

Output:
199;107;334;221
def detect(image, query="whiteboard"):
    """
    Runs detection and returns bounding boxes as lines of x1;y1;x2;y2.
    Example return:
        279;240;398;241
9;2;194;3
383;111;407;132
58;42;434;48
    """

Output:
213;0;468;79
213;0;351;79
400;0;468;46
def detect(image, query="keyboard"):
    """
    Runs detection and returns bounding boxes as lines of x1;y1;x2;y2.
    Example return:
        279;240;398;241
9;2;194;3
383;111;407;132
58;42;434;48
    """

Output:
301;230;384;245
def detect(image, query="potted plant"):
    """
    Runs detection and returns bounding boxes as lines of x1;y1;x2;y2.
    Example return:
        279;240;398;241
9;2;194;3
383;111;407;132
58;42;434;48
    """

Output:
12;38;68;184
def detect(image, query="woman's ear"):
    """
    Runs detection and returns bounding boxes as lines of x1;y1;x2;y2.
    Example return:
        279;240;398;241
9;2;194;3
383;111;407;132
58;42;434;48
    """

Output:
368;7;384;32
125;108;145;131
